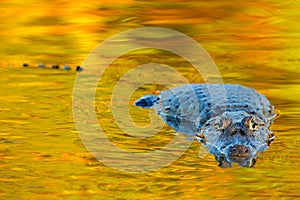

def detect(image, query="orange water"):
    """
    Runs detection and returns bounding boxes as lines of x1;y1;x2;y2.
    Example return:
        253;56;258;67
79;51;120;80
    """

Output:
1;0;300;199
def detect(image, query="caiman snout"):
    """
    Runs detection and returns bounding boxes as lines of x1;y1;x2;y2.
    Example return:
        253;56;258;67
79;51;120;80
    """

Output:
229;145;250;158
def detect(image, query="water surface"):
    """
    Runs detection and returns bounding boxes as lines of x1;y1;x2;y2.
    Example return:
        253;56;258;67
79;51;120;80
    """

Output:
1;0;300;199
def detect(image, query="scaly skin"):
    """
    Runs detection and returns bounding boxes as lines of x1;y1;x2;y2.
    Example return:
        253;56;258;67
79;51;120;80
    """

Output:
135;84;276;168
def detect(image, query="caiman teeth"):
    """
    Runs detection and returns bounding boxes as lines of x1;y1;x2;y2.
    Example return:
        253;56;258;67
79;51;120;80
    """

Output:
195;130;207;145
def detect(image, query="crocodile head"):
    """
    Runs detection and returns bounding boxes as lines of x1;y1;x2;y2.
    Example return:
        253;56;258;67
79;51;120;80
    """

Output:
197;111;274;168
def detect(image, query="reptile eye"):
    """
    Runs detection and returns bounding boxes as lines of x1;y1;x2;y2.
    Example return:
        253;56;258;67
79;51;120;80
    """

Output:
245;117;264;131
214;117;231;130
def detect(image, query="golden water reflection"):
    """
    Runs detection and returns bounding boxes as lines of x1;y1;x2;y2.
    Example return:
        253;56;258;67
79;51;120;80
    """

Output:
1;0;300;199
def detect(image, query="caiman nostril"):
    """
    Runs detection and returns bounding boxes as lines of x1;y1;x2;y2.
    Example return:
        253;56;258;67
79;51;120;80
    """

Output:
231;147;237;153
229;145;250;157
